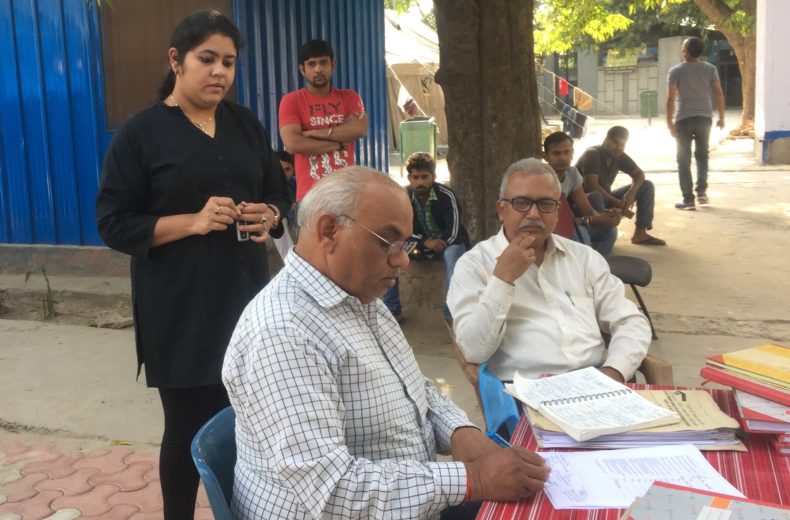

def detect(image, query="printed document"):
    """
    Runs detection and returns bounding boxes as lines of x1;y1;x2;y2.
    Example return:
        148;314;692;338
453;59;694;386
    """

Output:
540;444;744;509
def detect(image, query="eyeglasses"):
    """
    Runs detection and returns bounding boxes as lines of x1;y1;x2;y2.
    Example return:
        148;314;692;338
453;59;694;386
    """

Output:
500;197;560;213
339;215;417;257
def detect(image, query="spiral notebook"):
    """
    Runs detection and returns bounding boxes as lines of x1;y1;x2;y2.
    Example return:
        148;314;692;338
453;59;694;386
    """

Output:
506;367;681;442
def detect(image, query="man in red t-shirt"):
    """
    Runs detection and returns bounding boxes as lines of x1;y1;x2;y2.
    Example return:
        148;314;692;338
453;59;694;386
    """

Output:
279;39;368;203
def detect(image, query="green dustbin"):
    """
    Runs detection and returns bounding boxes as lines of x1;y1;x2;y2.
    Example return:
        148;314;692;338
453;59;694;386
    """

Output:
399;117;438;175
640;91;658;119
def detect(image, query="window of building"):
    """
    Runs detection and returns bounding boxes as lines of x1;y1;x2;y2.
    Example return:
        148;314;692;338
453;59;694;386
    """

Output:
100;0;234;129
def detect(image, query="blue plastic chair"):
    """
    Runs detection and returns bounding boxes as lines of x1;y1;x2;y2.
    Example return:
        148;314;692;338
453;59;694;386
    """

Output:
478;362;520;447
191;406;236;520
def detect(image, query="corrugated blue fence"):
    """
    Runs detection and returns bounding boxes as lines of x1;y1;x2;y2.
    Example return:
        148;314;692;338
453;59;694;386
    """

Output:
0;0;387;246
236;0;388;170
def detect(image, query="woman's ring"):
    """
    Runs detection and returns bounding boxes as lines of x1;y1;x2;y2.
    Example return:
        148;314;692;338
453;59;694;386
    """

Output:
214;206;221;215
260;216;268;226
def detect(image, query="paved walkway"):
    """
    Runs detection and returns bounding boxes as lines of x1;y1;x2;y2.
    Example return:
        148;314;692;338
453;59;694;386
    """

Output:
0;443;212;519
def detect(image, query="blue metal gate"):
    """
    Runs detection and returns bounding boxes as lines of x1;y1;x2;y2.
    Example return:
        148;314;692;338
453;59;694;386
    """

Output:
0;0;387;246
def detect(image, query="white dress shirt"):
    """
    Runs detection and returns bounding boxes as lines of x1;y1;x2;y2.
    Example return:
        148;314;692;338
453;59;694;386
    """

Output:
447;229;650;381
223;252;473;519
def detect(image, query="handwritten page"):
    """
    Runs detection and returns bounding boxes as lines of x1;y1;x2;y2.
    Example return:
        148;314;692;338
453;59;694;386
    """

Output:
510;368;679;441
512;366;626;409
540;444;744;509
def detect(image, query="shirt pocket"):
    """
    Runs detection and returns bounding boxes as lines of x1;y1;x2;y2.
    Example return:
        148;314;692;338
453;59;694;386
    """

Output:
565;294;601;338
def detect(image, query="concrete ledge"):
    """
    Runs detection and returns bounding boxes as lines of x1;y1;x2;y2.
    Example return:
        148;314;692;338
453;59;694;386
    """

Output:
0;244;130;277
0;243;285;278
398;259;447;309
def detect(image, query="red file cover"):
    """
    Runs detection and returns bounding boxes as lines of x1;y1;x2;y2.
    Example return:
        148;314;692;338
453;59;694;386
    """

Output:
734;391;790;433
700;366;790;407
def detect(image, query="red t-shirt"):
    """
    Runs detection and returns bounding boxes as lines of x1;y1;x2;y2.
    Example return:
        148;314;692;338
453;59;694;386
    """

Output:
278;87;366;201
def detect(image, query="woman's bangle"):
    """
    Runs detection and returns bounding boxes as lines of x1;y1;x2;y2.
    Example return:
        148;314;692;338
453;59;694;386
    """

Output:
266;204;281;229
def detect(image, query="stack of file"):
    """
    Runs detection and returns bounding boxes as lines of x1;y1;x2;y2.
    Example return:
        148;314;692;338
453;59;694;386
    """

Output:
700;343;790;405
505;367;681;442
700;344;790;455
525;388;744;450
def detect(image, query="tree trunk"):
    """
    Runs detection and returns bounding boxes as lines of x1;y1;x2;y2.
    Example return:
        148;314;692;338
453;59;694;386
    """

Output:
725;33;755;131
693;0;756;130
434;0;540;242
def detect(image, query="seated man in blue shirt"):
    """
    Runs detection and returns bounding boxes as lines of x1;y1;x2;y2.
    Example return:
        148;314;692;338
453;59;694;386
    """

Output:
383;152;470;321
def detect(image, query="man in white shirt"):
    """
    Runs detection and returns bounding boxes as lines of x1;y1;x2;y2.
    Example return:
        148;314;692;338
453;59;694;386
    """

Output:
223;166;549;519
447;158;650;383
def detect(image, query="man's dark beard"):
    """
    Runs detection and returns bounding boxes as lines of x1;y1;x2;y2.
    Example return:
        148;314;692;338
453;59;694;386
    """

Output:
307;76;330;88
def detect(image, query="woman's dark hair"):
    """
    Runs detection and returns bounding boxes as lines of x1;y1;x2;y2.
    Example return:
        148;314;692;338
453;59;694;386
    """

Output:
157;10;243;100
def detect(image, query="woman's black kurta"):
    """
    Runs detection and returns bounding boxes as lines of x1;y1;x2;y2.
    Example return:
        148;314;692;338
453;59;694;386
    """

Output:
96;100;291;388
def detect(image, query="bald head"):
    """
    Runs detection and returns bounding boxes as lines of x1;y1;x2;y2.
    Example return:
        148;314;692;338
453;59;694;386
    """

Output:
295;167;413;303
298;166;404;232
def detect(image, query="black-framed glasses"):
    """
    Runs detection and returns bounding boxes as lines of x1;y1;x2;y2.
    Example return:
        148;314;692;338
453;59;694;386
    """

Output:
339;215;417;258
500;197;560;213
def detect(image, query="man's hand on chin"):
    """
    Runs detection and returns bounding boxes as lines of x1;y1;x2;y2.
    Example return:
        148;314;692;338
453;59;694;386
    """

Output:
598;366;625;383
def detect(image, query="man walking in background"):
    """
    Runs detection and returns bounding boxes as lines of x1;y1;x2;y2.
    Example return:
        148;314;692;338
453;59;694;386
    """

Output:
666;36;726;211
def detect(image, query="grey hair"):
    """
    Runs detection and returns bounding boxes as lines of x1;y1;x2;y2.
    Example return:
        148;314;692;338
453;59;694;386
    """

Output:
498;157;561;199
297;166;403;231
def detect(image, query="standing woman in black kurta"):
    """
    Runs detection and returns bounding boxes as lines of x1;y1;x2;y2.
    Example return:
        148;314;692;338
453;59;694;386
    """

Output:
96;10;290;519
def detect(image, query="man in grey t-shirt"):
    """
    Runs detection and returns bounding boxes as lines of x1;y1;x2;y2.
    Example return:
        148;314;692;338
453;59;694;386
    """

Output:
543;132;620;256
666;36;726;210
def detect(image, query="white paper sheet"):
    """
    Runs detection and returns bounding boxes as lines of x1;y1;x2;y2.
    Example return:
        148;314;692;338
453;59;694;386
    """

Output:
512;366;625;409
540;444;744;509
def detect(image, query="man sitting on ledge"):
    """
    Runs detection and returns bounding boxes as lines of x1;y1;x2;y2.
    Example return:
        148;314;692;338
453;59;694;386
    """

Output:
223;166;549;519
383;152;470;322
447;158;651;382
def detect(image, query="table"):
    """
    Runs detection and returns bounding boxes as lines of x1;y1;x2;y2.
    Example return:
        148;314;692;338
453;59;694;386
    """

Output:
477;386;790;520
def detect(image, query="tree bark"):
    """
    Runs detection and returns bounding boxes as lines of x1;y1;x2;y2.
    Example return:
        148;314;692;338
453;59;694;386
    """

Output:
693;0;756;130
434;0;540;241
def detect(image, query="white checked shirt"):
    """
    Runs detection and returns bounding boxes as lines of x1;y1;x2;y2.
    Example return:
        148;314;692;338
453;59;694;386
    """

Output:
447;229;650;381
223;252;473;519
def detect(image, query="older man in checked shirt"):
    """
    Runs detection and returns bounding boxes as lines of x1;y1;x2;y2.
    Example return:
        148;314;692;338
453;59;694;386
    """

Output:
223;166;549;519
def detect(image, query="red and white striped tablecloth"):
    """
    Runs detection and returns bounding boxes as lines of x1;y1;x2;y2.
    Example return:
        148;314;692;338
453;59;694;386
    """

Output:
477;385;790;520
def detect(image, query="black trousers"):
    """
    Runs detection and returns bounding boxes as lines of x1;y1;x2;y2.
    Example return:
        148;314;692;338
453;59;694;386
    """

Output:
158;384;229;519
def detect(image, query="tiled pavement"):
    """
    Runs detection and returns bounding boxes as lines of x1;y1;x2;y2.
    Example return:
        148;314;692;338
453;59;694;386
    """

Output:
0;442;214;520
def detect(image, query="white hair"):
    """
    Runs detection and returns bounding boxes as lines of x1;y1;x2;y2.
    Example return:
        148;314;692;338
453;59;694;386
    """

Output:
498;157;561;199
297;166;403;231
